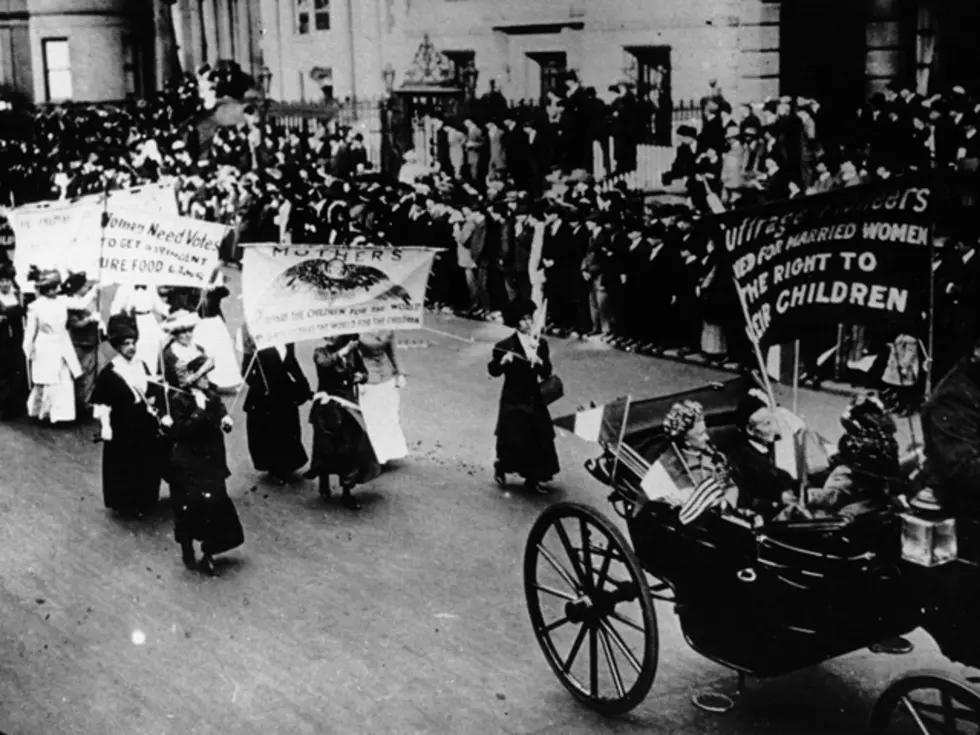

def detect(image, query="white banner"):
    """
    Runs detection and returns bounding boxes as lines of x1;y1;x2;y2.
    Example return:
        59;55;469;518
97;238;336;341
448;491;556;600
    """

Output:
242;244;439;349
6;183;180;283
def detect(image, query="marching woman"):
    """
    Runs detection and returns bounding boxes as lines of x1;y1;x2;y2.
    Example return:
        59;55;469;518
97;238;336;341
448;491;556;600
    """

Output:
357;330;409;466
0;262;28;420
306;334;381;509
192;268;242;392
91;314;167;518
167;354;245;575
161;310;207;387
110;283;169;375
240;323;312;484
488;298;560;494
22;269;97;424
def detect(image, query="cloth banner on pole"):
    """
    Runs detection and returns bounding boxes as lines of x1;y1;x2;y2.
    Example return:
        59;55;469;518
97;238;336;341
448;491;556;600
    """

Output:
12;206;225;288
717;177;934;348
6;183;180;282
241;244;439;349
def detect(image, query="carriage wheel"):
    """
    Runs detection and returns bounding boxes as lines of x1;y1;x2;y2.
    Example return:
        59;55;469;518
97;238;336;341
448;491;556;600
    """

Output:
524;502;658;716
866;671;980;734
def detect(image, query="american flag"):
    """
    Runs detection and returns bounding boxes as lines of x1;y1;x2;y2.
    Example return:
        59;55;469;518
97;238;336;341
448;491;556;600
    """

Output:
678;476;727;525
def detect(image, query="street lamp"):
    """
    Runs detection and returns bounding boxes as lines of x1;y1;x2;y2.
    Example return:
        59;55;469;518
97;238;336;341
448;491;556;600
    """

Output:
258;65;272;95
382;64;396;95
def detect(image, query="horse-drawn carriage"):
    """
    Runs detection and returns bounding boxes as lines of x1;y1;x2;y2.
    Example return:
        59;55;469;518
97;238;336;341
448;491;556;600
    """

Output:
523;377;980;732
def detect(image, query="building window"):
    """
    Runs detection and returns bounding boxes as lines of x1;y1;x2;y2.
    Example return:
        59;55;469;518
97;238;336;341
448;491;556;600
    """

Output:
528;51;566;103
297;0;330;34
42;38;72;102
123;36;142;97
443;50;475;88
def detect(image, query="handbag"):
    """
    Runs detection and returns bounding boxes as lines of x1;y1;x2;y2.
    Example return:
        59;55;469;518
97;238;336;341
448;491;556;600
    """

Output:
539;374;565;406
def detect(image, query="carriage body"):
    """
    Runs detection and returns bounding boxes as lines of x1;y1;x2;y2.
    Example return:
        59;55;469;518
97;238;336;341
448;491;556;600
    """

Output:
527;377;980;725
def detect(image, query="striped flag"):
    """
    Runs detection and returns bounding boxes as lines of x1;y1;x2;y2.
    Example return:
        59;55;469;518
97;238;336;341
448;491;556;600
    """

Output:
639;459;688;505
678;476;727;525
567;395;631;447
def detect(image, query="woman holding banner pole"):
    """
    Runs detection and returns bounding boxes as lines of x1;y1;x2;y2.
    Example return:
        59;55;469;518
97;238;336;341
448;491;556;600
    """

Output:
357;330;409;466
306;334;380;509
110;283;169;376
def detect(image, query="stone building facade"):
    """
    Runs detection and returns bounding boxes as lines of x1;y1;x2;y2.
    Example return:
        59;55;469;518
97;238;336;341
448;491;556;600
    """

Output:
258;0;980;111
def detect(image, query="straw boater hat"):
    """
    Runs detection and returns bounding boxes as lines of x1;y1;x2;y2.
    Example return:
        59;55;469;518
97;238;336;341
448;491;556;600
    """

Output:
35;269;62;292
162;309;200;334
178;354;215;388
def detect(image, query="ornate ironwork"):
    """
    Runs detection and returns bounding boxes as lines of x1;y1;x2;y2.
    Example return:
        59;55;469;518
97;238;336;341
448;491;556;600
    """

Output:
402;34;456;87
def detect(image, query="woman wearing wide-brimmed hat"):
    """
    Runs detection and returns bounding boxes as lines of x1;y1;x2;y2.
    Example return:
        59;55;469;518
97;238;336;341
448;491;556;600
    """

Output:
160;309;208;388
0;262;28;420
166;353;244;575
91;313;168;518
22;268;98;424
110;282;170;376
487;298;560;493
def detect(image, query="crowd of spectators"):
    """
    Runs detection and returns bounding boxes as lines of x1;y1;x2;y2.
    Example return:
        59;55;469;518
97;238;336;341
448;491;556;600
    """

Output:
1;65;979;411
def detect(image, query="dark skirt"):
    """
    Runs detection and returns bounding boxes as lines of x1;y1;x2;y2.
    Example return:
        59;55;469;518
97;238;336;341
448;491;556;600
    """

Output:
308;399;380;488
494;401;560;481
245;399;309;476
0;342;28;419
102;433;165;516
171;480;245;556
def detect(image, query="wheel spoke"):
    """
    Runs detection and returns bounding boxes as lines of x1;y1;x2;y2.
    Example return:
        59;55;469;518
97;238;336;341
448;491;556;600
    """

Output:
542;616;572;634
554;520;590;590
901;694;937;735
534;583;576;601
579;519;594;592
598;624;627;699
589;624;599;698
609;609;645;634
562;622;589;674
537;543;582;594
592;541;616;593
599;618;643;675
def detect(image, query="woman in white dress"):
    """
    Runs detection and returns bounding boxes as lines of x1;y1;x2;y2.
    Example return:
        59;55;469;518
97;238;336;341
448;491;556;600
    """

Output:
110;283;169;375
192;269;241;392
22;269;98;424
357;330;408;465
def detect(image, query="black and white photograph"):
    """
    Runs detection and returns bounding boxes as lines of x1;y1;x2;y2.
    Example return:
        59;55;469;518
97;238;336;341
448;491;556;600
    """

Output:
1;0;980;732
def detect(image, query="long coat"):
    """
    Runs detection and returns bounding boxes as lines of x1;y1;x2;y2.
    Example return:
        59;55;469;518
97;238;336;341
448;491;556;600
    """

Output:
91;358;166;516
0;293;27;419
308;343;380;487
923;358;980;516
243;345;312;477
168;388;244;556
488;333;560;481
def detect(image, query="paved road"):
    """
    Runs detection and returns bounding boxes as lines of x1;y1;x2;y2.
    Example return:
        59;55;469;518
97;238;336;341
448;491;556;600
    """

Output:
0;270;956;734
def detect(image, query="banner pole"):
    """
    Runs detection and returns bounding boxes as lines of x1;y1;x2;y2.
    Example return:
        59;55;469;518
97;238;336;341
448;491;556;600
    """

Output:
792;339;801;415
608;395;632;488
925;228;937;397
227;350;259;415
730;272;777;409
95;183;110;382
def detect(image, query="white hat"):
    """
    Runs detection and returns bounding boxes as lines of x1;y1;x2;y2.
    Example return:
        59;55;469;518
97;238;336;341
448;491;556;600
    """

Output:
162;309;200;334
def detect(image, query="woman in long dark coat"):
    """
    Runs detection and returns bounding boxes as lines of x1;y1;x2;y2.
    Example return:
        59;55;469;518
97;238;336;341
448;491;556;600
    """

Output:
91;314;167;517
306;334;380;509
0;262;28;420
168;354;245;575
241;327;312;484
488;299;560;493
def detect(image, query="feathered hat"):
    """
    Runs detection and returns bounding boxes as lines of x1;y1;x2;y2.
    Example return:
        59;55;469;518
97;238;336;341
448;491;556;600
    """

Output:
162;309;200;334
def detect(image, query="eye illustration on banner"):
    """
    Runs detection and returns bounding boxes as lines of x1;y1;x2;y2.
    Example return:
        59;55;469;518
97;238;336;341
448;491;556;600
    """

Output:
273;255;412;306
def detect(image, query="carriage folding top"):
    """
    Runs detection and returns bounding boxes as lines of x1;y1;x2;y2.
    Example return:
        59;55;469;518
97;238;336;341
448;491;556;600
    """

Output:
529;377;980;731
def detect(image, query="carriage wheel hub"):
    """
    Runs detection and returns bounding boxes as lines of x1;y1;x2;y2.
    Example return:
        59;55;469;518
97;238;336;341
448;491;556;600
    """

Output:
566;595;596;624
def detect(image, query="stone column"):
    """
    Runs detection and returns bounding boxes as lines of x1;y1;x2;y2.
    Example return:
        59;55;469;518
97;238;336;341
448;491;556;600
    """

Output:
201;0;219;65
188;0;204;71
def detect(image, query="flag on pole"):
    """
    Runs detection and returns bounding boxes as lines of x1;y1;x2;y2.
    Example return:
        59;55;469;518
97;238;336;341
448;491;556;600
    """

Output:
639;459;685;503
567;395;631;447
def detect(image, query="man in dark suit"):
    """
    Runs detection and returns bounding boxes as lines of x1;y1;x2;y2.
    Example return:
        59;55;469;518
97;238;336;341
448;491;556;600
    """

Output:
560;71;594;174
610;82;642;174
662;125;699;188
